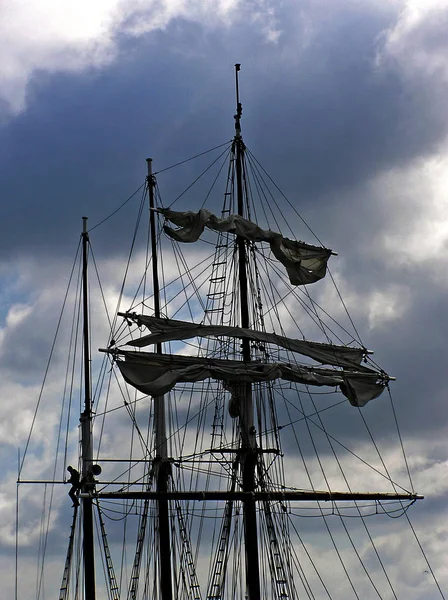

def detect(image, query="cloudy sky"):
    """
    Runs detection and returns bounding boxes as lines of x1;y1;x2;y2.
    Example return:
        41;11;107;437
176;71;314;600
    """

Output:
1;0;448;598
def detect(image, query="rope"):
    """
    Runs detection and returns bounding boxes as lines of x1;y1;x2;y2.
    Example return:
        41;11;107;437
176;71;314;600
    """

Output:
167;145;232;209
88;184;146;232
154;140;232;174
387;387;415;493
20;239;81;476
404;512;446;599
246;147;327;247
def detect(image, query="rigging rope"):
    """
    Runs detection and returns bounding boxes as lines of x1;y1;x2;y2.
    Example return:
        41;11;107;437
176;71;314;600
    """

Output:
20;240;81;477
88;183;146;232
154;140;232;175
304;388;397;598
403;512;446;600
387;387;415;494
245;148;326;247
167;145;232;209
289;392;362;600
63;252;83;475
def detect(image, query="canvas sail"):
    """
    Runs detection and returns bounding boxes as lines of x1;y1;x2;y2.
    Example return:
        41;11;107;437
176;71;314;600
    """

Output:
160;208;332;285
116;351;386;407
124;315;370;370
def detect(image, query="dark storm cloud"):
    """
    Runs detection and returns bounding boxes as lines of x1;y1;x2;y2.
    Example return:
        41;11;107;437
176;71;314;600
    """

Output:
248;6;448;206
2;2;448;263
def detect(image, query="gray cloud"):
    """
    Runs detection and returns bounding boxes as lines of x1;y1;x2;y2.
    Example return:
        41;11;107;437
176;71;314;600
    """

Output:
2;1;448;598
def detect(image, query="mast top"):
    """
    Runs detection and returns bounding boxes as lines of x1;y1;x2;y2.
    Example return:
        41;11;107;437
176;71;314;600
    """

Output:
146;157;153;179
234;63;242;137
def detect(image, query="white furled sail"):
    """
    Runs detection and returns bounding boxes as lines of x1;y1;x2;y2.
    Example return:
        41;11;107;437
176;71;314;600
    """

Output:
161;208;332;285
124;315;371;370
116;351;387;407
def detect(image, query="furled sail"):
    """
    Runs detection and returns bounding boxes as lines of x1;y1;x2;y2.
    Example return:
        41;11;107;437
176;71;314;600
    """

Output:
116;351;387;407
160;208;332;285
123;314;370;371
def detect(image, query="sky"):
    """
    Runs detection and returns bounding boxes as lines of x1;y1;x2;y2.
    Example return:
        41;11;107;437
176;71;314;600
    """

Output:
1;0;448;598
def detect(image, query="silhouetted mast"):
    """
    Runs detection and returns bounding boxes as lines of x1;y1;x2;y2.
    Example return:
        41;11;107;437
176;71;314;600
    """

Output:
81;217;96;600
234;63;262;600
147;159;174;600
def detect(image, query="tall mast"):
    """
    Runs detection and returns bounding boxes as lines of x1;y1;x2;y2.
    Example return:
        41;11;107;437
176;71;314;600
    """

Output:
147;159;173;600
234;63;262;600
80;217;96;600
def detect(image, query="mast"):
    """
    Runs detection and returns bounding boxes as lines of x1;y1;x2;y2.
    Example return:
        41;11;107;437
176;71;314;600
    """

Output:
81;217;96;600
147;159;173;600
234;63;262;600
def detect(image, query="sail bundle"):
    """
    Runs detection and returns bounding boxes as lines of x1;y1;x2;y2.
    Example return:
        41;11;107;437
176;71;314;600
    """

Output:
124;315;369;371
111;208;389;408
160;208;332;285
116;351;387;407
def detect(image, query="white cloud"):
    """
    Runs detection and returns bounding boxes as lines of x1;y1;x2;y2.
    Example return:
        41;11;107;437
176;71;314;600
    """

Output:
5;302;33;328
0;0;283;117
377;0;448;83
366;286;411;329
370;148;448;278
1;0;120;113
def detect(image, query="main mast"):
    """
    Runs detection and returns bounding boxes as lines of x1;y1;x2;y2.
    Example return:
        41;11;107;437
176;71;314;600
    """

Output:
234;63;262;600
147;159;174;600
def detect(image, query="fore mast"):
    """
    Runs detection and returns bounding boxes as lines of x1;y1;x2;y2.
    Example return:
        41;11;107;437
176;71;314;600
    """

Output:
81;217;96;600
